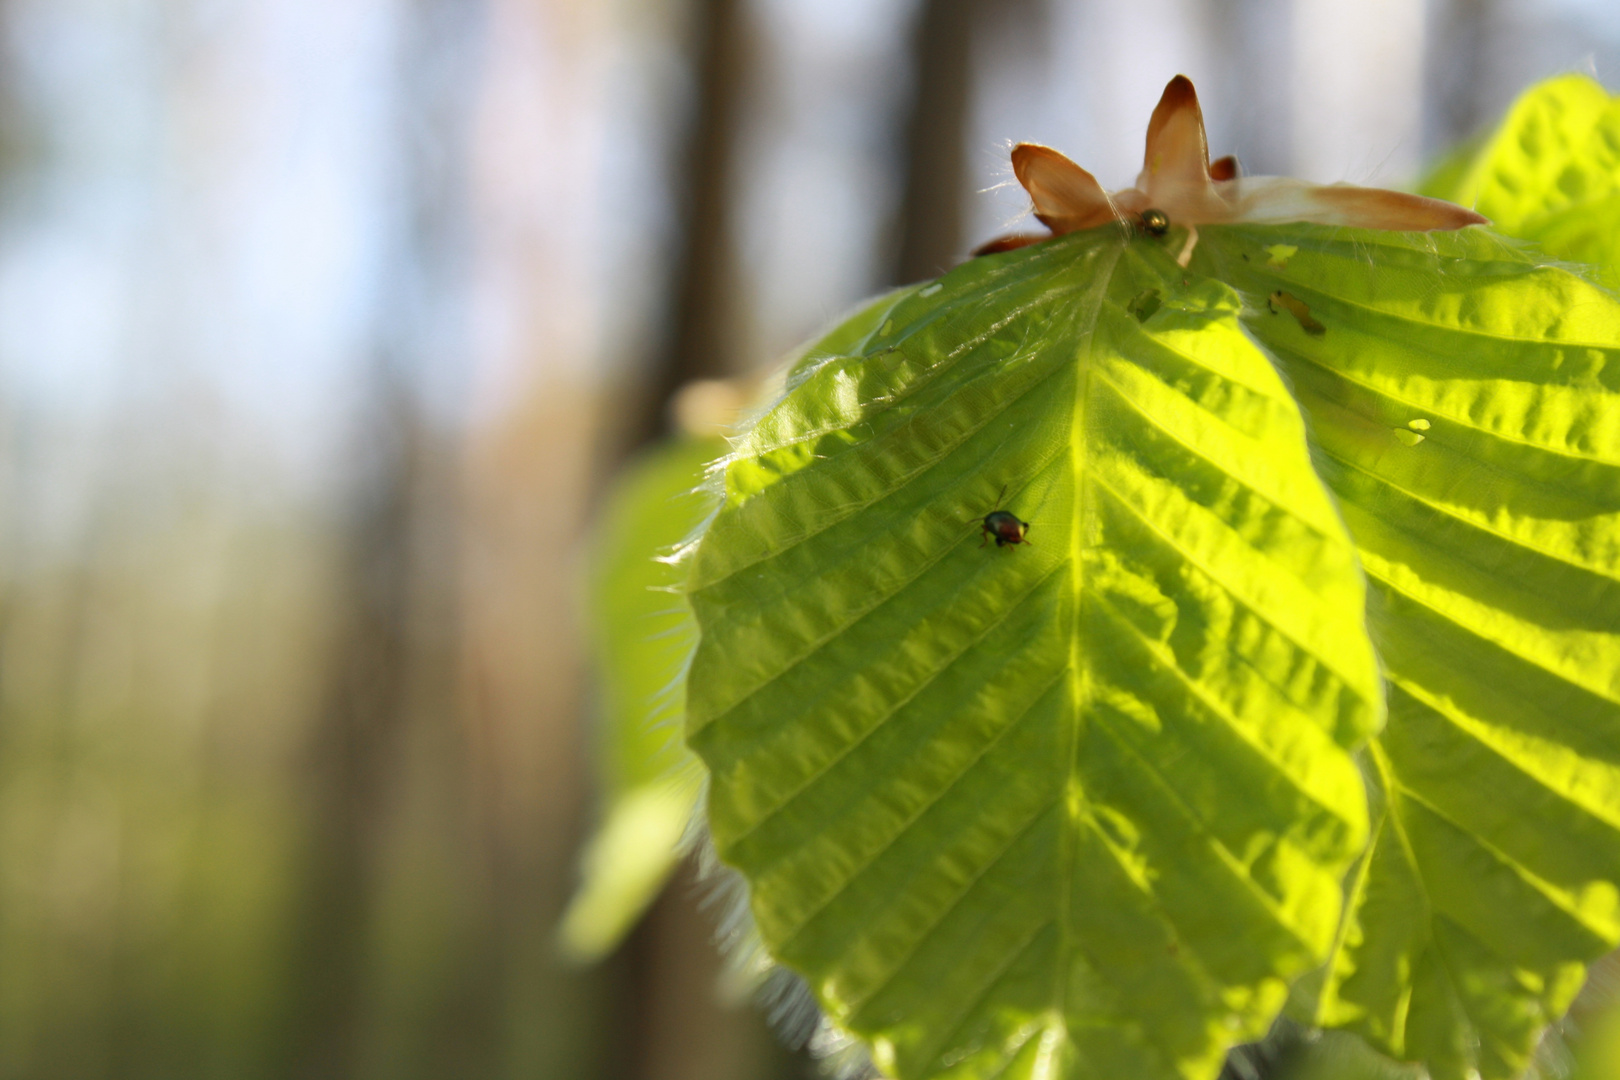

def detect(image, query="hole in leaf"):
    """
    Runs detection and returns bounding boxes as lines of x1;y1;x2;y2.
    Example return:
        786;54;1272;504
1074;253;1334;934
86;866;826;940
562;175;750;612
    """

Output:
1128;289;1162;322
1264;244;1298;268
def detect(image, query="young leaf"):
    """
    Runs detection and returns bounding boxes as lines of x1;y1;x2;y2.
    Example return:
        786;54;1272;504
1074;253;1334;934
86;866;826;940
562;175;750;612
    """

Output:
1197;225;1620;1080
557;436;721;961
685;229;1382;1080
559;283;923;961
1419;74;1620;287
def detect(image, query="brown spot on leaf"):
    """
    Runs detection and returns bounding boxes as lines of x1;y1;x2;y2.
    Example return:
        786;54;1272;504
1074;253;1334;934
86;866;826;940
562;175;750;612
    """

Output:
1268;290;1325;336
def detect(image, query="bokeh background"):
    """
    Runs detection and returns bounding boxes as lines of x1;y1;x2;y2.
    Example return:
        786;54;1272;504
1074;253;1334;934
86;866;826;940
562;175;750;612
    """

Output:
2;1;1619;1078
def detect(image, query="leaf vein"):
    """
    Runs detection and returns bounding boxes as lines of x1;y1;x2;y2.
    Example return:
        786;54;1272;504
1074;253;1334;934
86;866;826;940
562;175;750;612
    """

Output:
775;668;1068;960
1084;468;1371;700
1321;446;1620;585
1259;334;1620;469
915;919;1056;1076
1088;590;1356;826
691;342;1075;593
838;793;1063;1017
722;561;1067;849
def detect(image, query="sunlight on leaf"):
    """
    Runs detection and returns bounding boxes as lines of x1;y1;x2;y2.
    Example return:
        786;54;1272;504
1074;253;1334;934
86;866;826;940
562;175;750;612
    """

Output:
557;436;721;962
1198;224;1620;1080
1420;74;1620;287
686;229;1382;1080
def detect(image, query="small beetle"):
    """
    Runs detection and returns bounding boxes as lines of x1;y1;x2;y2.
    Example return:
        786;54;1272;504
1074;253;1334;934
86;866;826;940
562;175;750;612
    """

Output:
978;486;1032;548
1139;208;1170;237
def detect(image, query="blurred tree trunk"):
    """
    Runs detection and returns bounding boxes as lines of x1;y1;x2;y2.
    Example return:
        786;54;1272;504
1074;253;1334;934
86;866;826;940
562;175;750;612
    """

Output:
890;0;1040;285
1202;0;1294;176
275;0;488;1075
622;867;810;1080
892;0;979;285
278;387;429;1080
1425;0;1496;152
608;0;808;1071
625;0;753;451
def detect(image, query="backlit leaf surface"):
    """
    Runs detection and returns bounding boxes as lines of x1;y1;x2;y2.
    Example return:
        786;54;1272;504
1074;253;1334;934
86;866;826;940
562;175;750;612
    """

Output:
557;436;720;961
1420;74;1620;286
1197;225;1620;1080
685;229;1382;1080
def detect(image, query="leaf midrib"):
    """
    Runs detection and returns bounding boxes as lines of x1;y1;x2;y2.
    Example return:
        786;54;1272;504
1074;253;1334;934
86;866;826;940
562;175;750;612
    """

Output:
1056;237;1121;1042
1363;743;1480;1069
1375;741;1587;1078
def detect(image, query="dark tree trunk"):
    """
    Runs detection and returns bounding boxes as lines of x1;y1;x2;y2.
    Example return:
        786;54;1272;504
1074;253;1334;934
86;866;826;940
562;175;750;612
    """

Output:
891;0;980;285
628;0;754;451
274;0;484;1074
1425;0;1496;153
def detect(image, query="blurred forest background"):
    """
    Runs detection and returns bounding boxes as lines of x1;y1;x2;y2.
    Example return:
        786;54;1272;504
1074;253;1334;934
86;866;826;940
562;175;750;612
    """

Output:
1;0;1619;1078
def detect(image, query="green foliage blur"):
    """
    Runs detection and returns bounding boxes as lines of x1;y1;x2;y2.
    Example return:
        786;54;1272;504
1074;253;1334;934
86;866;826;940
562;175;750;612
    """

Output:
558;436;720;960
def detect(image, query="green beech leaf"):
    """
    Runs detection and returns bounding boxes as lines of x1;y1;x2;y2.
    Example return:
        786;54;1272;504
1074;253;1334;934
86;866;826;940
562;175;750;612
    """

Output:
685;229;1383;1080
558;287;917;962
1419;74;1620;286
557;436;721;961
1197;224;1620;1080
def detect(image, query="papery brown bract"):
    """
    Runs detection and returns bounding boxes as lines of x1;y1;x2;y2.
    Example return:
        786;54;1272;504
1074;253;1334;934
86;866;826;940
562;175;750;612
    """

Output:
997;75;1487;246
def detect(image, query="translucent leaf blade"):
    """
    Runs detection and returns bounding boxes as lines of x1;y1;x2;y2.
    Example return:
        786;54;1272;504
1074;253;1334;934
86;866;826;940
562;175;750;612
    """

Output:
1198;224;1620;1080
686;230;1382;1080
557;436;721;961
1419;73;1620;287
559;288;915;962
